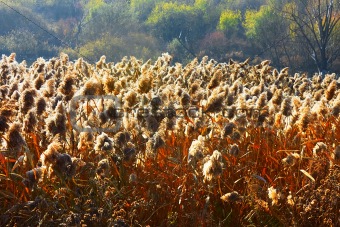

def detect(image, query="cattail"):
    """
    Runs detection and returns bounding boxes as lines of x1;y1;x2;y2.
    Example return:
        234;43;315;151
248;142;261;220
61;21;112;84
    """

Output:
94;132;114;152
53;153;76;178
150;95;162;110
205;92;224;113
181;92;190;107
77;130;94;150
287;192;294;206
40;141;62;167
271;89;283;105
236;94;247;110
282;153;300;166
291;96;302;113
229;144;239;156
43;79;55;97
189;81;200;94
96;55;106;69
8;53;16;63
312;142;327;157
312;99;329;120
138;72;153;94
225;105;236;119
334;145;340;161
256;92;267;109
34;73;44;90
230;130;241;141
123;90;138;109
175;86;183;97
146;115;159;132
298;82;309;95
82;78;102;95
150;132;164;151
203;150;223;182
60;53;69;65
22;167;46;189
297;106;310;131
268;186;281;206
222;122;235;137
280;97;292;117
20;89;36;114
188;135;205;165
235;113;247;127
59;73;75;96
0;115;9;132
113;80;123;95
20;80;32;92
103;74;116;94
99;111;108;124
207;69;222;89
114;131;131;148
0;85;8;99
274;112;283;127
325;80;337;101
226;93;234;106
36;97;47;115
74;57;83;71
96;159;109;179
123;146;136;161
331;96;340;117
313;89;324;101
8;81;18;97
11;91;20;100
251;86;261;96
46;102;66;137
23;109;37;133
221;191;241;202
105;106;119;120
6;122;26;155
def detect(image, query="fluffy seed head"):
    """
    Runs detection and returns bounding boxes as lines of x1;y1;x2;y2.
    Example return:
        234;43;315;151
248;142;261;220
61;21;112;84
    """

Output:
203;150;223;182
36;97;47;115
221;191;241;202
334;145;340;161
268;186;281;206
94;132;114;152
20;89;36;114
222;122;235;137
325;80;337;101
6;122;26;155
229;144;239;156
188;135;205;165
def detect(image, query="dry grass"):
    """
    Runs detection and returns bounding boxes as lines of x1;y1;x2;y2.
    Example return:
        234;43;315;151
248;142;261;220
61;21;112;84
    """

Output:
0;53;340;226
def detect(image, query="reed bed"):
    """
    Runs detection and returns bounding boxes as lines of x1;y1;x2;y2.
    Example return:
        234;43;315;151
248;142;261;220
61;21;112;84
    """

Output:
0;53;340;226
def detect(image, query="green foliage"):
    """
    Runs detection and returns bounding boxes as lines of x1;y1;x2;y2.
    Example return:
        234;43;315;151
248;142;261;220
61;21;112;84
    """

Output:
147;1;210;47
243;5;279;39
0;29;57;62
80;0;138;43
221;0;266;12
130;0;162;21
0;5;48;36
34;0;84;21
166;38;192;63
218;10;241;33
71;33;161;62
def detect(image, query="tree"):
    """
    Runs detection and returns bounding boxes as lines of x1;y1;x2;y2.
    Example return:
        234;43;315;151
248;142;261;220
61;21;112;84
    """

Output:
243;5;292;68
284;0;340;74
146;1;215;59
217;9;241;35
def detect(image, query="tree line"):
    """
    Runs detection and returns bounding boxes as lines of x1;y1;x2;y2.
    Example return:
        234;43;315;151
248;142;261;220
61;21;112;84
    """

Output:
0;0;339;74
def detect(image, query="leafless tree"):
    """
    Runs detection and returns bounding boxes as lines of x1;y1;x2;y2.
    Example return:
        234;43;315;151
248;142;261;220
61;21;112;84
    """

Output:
284;0;340;74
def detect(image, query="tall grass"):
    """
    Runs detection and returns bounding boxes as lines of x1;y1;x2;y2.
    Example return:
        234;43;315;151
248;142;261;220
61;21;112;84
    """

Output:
0;52;339;226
